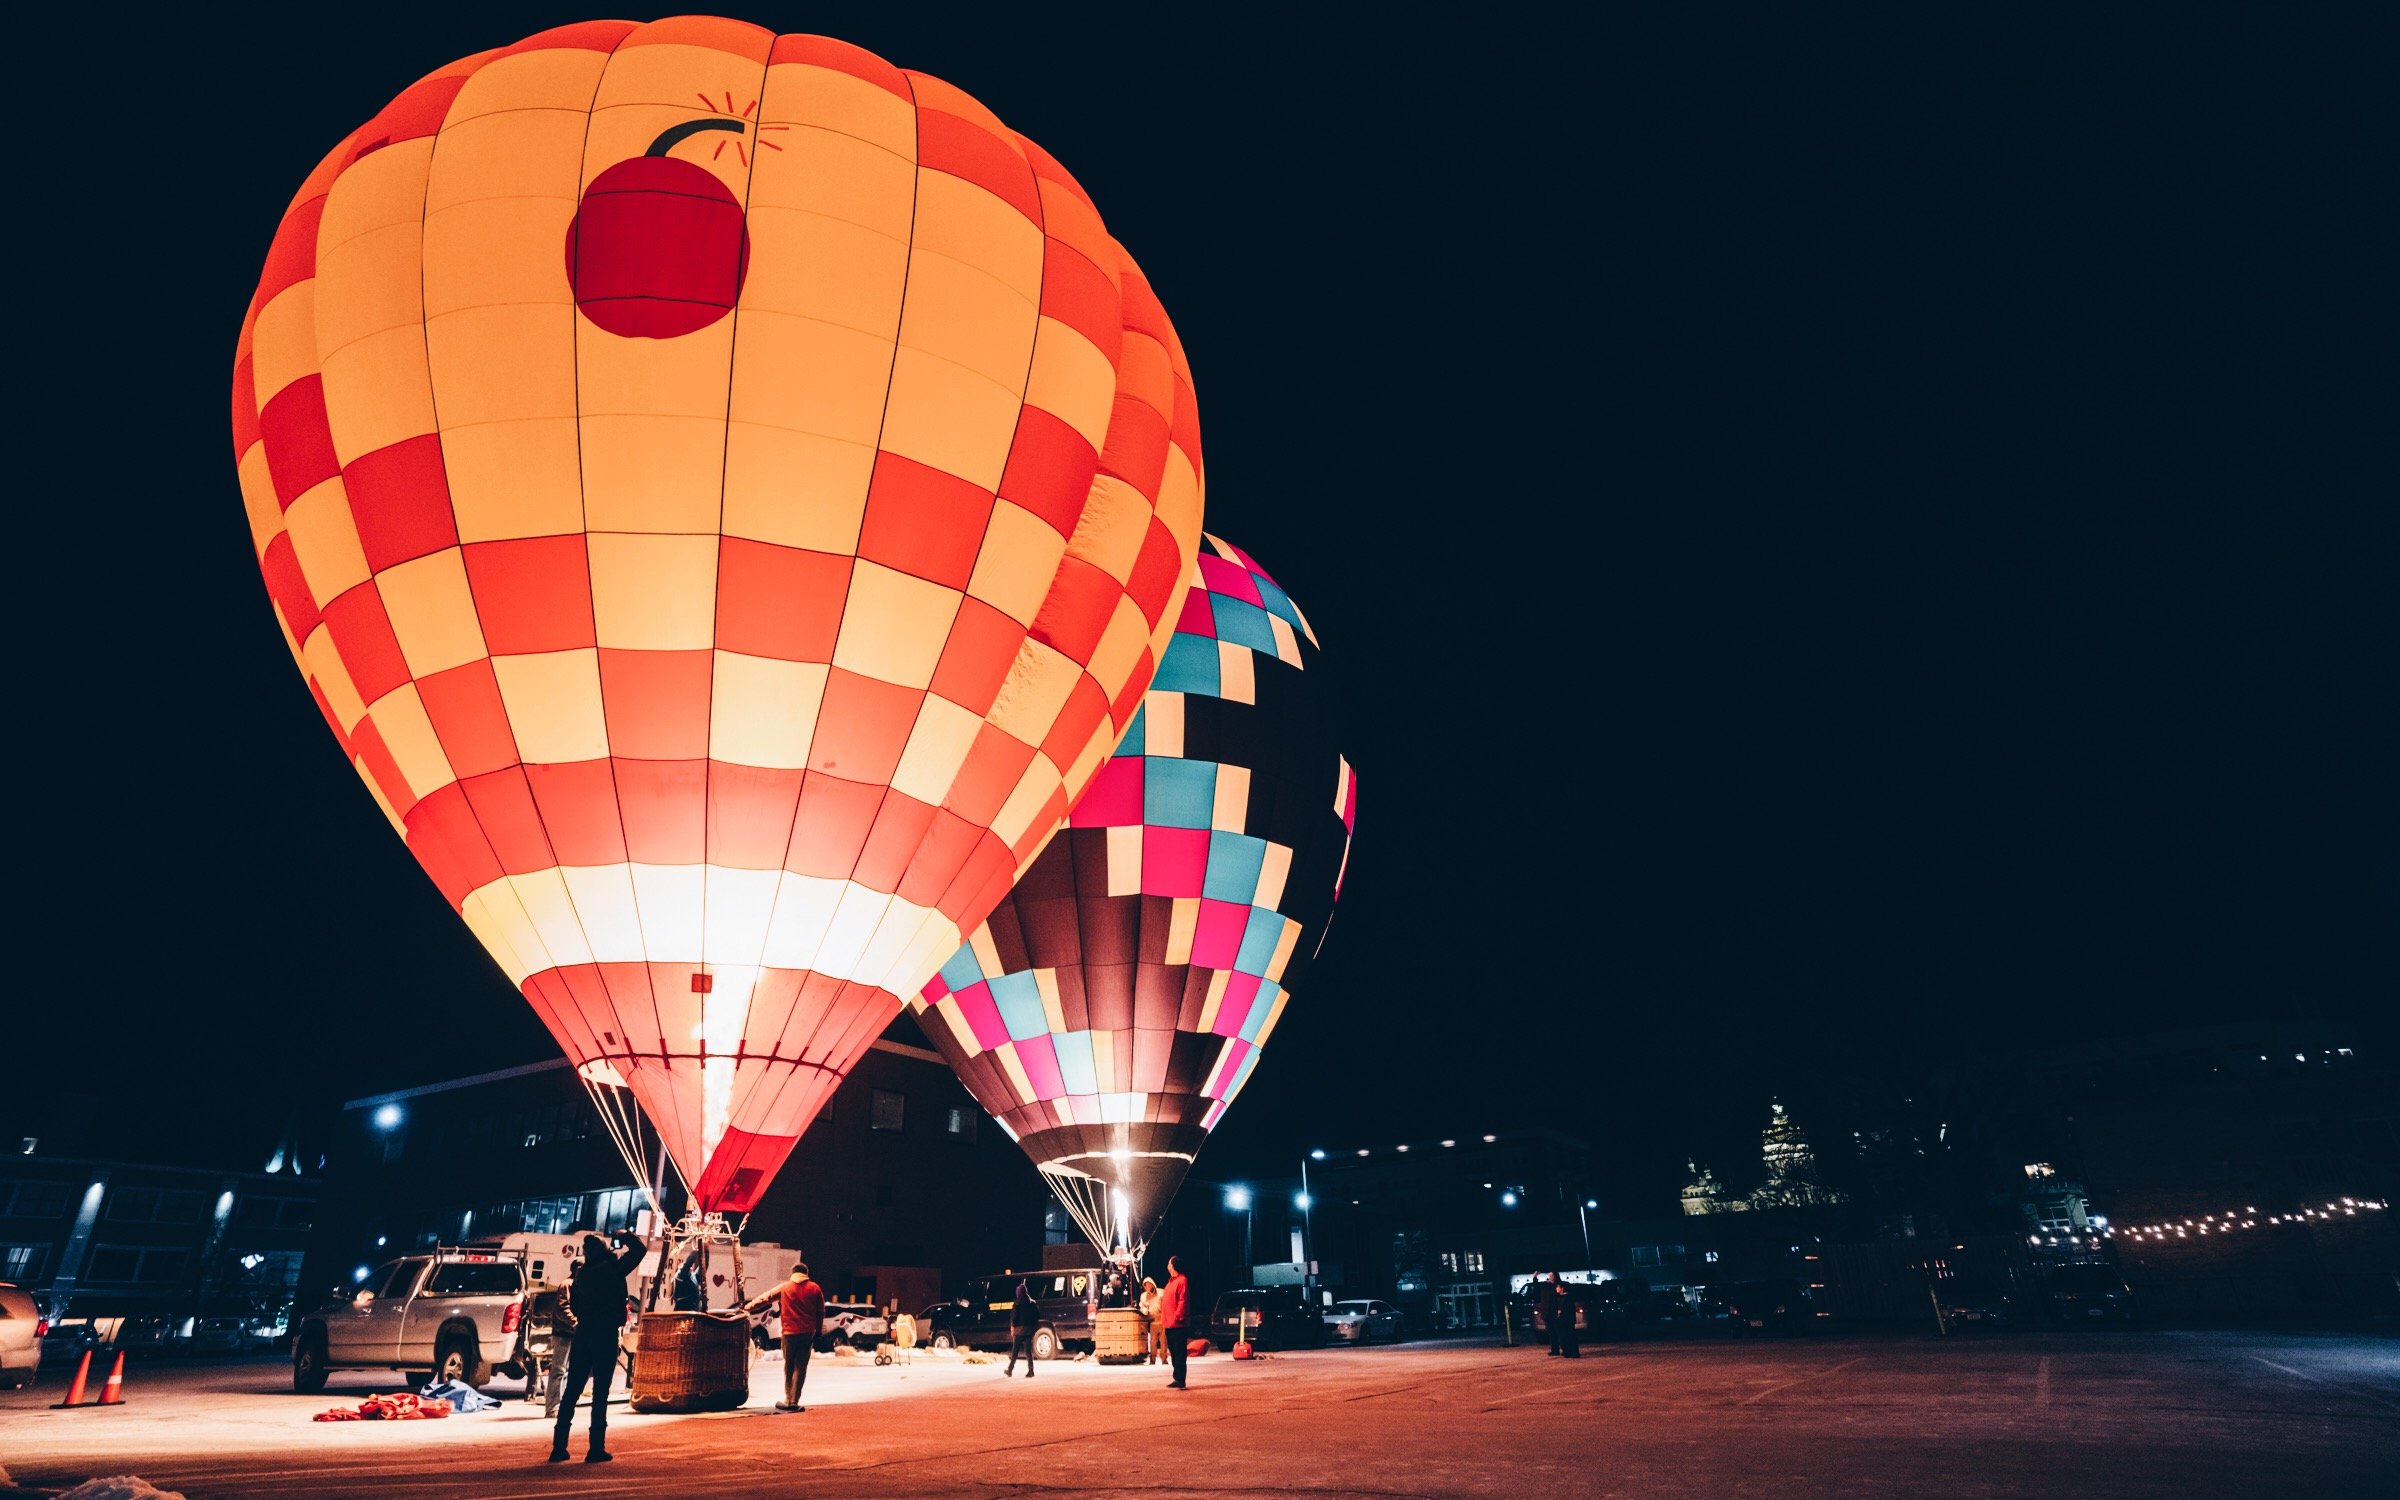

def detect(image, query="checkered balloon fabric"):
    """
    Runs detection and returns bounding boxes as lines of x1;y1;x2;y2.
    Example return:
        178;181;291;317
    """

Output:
231;19;1203;1211
913;535;1355;1245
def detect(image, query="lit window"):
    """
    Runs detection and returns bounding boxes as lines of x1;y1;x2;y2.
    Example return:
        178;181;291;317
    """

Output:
1464;1251;1485;1273
946;1106;978;1140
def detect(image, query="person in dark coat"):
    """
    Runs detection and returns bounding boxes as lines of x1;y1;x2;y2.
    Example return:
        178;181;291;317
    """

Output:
1003;1277;1041;1377
1158;1257;1191;1389
670;1245;708;1312
551;1229;647;1463
1540;1272;1581;1359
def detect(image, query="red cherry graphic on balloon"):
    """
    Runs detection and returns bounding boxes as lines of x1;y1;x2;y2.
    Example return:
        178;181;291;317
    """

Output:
566;120;752;339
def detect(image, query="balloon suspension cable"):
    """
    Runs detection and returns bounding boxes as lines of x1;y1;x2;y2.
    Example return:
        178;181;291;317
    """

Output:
650;1211;752;1318
1040;1164;1145;1266
578;1071;679;1220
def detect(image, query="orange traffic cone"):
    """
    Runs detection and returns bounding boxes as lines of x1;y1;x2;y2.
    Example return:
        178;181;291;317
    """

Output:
95;1350;126;1405
50;1349;93;1409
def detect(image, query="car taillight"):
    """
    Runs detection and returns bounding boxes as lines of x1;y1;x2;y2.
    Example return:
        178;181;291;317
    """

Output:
502;1299;523;1335
35;1318;48;1339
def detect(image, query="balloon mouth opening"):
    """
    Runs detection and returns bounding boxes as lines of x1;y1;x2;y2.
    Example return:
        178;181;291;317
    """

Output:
1044;1150;1198;1179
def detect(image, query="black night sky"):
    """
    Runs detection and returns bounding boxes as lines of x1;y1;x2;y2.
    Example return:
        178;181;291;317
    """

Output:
11;8;2391;1207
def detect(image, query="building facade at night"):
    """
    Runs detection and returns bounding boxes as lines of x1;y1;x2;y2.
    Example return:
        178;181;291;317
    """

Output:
0;1148;317;1341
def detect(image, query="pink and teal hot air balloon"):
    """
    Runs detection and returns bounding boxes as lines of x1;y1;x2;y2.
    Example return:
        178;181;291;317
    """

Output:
910;535;1356;1253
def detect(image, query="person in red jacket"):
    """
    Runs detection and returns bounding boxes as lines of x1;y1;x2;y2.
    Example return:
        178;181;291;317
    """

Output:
744;1260;825;1411
1157;1256;1191;1389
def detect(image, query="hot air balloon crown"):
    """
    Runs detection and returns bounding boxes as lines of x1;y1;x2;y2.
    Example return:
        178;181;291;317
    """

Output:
231;19;1203;1218
914;534;1356;1255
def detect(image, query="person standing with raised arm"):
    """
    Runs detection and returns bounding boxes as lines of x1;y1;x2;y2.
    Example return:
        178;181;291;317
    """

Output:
743;1259;826;1412
550;1229;647;1464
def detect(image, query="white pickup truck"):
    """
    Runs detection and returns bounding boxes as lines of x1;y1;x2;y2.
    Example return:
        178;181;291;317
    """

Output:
292;1251;531;1392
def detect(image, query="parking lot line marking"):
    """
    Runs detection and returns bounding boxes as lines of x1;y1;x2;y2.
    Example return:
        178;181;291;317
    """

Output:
1739;1355;1864;1405
1480;1367;1643;1409
2250;1355;2399;1409
2035;1355;2051;1406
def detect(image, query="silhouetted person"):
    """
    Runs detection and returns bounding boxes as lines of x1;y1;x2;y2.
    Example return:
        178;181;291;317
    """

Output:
1004;1277;1040;1376
1159;1257;1191;1389
671;1246;707;1312
551;1229;646;1464
1541;1273;1581;1359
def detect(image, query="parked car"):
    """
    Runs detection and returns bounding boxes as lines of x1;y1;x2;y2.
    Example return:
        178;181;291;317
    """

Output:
291;1251;531;1393
917;1300;975;1350
1210;1287;1328;1351
39;1316;100;1365
1528;1281;1634;1341
1933;1273;2015;1332
185;1315;255;1352
0;1283;43;1389
1323;1298;1405;1344
1721;1278;1825;1334
816;1301;890;1352
2033;1263;2135;1326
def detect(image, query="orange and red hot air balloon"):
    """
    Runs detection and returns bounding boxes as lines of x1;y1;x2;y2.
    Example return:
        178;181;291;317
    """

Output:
231;18;1203;1212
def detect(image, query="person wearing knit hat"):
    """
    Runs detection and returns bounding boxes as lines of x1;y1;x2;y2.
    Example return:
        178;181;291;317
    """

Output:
745;1260;825;1411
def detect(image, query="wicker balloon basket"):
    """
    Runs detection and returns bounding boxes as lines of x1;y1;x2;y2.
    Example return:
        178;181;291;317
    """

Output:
628;1312;752;1413
1093;1307;1151;1365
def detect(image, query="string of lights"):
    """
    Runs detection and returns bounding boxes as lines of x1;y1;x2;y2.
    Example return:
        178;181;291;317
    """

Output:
2100;1197;2387;1243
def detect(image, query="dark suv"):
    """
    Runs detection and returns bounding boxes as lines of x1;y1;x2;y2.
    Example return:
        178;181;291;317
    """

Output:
1721;1277;1825;1334
1209;1287;1328;1351
1528;1280;1635;1341
2032;1263;2135;1326
940;1268;1103;1359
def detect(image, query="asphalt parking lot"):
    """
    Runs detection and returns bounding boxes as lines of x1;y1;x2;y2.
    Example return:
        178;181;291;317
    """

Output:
2;1329;2394;1498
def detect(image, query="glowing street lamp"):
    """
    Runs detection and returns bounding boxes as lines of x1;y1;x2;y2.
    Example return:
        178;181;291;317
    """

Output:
1225;1186;1254;1273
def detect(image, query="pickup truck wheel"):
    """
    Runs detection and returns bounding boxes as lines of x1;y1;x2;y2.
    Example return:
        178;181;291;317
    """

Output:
435;1329;487;1387
293;1336;328;1394
1031;1327;1059;1361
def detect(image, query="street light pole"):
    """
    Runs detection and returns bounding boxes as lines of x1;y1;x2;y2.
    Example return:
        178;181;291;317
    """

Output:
1578;1200;1596;1270
1225;1187;1255;1284
1299;1153;1316;1293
